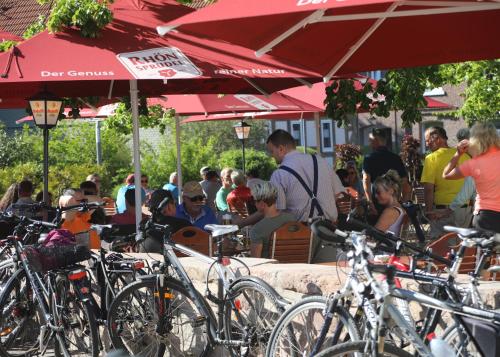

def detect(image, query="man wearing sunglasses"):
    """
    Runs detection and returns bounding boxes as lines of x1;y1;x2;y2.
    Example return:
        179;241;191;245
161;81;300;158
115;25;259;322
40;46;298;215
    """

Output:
176;181;217;231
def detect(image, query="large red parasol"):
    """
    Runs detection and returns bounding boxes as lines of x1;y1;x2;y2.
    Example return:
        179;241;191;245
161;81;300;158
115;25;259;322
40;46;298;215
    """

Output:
0;0;322;101
158;0;500;81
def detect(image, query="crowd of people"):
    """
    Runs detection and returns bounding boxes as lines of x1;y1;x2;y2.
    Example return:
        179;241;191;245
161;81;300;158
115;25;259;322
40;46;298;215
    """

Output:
1;123;499;262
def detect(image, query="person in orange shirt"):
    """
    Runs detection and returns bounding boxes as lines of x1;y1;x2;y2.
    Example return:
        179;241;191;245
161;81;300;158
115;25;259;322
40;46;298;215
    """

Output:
443;122;500;233
59;188;100;249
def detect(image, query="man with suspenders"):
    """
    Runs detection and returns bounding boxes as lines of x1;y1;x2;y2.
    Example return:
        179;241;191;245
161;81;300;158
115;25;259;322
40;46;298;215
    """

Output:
266;130;346;262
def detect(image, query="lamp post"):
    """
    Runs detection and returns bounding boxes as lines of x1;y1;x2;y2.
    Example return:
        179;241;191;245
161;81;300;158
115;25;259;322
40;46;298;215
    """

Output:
28;91;63;204
233;121;251;175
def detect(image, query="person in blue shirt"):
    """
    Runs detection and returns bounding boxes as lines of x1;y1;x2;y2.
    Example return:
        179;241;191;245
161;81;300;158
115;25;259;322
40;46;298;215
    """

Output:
116;174;146;214
162;172;179;203
176;181;217;231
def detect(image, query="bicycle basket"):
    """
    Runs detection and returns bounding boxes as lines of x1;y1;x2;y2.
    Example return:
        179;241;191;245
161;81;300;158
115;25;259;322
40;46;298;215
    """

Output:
23;244;91;273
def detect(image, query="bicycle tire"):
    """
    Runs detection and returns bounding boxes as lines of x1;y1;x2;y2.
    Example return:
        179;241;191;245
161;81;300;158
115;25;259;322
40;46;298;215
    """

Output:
0;268;44;357
314;340;413;356
105;271;141;310
223;277;284;357
265;295;360;357
442;322;481;356
53;275;99;357
107;277;211;357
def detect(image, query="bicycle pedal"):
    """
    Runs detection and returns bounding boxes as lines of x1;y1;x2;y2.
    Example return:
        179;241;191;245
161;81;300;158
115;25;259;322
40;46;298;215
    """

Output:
191;316;206;328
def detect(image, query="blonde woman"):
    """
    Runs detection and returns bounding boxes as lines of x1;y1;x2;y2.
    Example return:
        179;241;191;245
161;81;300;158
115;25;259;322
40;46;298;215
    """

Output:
373;170;406;236
443;122;500;233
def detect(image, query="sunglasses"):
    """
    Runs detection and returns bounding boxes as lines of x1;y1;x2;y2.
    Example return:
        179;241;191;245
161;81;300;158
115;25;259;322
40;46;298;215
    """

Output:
141;180;148;183
188;195;205;202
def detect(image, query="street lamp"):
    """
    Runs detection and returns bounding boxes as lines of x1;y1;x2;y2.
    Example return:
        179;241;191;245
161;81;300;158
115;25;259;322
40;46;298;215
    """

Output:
28;91;63;204
233;121;251;175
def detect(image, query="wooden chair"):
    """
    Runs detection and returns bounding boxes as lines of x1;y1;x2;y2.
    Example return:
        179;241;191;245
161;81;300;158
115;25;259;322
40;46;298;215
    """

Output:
413;185;426;207
269;222;313;264
102;197;117;216
171;226;212;257
425;232;477;273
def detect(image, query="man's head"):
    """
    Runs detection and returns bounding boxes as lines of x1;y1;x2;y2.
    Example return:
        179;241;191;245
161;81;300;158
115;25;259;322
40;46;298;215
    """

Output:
59;189;85;220
425;126;448;152
80;181;98;196
246;168;259;179
149;189;176;217
141;174;149;189
456;128;470;142
169;172;178;185
125;174;135;185
18;180;34;198
220;168;234;188
124;188;137;210
206;170;219;182
182;181;205;215
266;129;296;164
199;166;211;180
86;173;101;192
368;128;388;149
251;182;278;213
230;170;246;187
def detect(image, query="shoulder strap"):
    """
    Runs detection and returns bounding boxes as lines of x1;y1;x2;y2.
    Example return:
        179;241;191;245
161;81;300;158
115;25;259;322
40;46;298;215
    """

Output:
279;155;324;219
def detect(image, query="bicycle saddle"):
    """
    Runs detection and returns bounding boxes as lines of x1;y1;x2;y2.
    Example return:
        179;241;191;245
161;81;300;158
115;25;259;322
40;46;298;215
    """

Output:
204;224;239;237
443;225;483;238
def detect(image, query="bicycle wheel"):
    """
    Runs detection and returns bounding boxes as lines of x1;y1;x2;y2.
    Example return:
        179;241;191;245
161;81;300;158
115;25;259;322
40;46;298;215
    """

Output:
105;271;142;310
266;295;360;357
442;323;481;356
53;275;99;357
0;268;43;357
223;277;284;357
107;277;210;357
314;340;413;356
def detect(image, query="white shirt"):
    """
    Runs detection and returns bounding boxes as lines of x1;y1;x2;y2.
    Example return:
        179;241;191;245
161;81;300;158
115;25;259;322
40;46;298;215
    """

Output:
246;178;266;191
270;151;345;222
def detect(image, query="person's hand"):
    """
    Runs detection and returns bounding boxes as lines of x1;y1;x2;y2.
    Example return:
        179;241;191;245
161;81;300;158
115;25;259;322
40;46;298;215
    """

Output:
367;201;378;216
457;139;469;156
335;192;351;215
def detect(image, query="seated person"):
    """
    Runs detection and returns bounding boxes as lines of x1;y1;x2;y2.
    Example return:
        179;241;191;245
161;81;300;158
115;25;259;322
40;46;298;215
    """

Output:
226;170;256;217
176;181;217;231
249;182;295;258
141;189;192;253
215;167;233;212
80;180;106;224
373;170;406;236
116;174;146;214
59;188;100;249
111;188;148;225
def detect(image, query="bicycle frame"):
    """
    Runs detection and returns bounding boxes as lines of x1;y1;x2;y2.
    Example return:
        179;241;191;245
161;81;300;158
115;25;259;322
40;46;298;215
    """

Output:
146;234;253;348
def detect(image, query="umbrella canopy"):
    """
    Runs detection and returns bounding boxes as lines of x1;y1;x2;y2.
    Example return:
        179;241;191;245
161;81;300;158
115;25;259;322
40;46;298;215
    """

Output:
159;0;500;81
0;31;22;42
0;0;322;100
149;92;321;115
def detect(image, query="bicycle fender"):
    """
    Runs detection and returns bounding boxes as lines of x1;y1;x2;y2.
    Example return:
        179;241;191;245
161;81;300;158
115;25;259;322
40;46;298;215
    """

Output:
229;276;290;309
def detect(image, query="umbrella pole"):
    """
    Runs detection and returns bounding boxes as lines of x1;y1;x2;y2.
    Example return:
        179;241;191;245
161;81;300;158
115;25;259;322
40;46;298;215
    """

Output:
314;112;321;155
43;127;49;204
175;115;183;205
130;80;142;231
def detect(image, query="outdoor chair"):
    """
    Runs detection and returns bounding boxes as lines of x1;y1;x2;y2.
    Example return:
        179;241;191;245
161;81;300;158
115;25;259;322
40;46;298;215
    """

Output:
425;232;476;273
171;226;212;257
269;221;313;264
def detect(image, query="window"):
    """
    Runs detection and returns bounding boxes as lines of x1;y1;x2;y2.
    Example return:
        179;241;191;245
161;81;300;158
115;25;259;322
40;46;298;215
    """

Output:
321;119;333;152
290;120;302;146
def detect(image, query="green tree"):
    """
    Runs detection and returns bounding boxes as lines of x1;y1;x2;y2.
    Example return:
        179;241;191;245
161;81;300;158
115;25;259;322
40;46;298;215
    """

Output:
218;149;277;180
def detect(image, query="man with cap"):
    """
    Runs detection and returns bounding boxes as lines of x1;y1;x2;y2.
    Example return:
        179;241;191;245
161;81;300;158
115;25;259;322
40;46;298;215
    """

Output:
141;189;191;253
176;181;217;231
362;128;411;222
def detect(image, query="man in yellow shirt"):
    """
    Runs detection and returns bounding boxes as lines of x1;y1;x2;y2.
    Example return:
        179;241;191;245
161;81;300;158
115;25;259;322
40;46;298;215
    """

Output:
421;126;469;239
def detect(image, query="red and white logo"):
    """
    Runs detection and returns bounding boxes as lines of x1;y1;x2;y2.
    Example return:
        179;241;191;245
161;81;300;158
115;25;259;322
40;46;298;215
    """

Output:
117;47;202;79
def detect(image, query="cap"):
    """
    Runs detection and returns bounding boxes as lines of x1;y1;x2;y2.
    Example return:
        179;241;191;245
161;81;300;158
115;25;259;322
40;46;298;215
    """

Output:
199;166;211;175
182;181;204;198
149;189;173;210
369;128;387;141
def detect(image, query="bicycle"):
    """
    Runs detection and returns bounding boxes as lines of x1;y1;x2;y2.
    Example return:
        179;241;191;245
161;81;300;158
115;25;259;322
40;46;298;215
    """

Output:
299;224;500;356
107;220;287;356
0;223;99;357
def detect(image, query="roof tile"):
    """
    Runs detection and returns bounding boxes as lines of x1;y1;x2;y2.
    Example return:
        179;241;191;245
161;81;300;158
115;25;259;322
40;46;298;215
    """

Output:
0;0;53;38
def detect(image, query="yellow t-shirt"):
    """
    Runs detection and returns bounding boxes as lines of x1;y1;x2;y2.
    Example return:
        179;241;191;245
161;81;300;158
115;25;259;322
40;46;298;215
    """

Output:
421;147;469;206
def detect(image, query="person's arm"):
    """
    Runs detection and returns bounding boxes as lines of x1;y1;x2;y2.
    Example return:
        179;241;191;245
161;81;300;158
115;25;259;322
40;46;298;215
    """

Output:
401;177;412;202
443;140;469;180
362;171;377;214
375;207;400;232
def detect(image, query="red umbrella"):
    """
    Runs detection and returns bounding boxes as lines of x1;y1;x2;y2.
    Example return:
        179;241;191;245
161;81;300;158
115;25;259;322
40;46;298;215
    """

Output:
0;31;22;42
148;92;321;115
158;0;500;81
0;0;322;100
